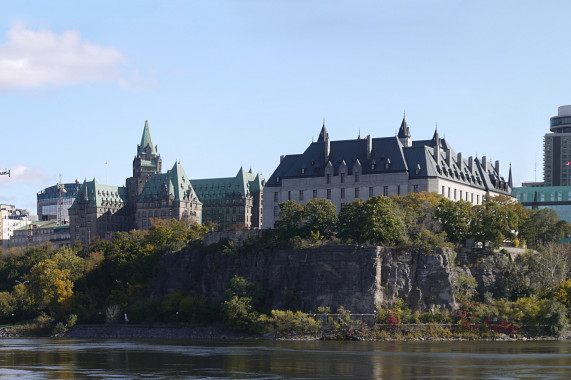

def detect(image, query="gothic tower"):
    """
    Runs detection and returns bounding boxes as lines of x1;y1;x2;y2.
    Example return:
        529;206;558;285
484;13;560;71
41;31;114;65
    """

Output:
126;121;162;216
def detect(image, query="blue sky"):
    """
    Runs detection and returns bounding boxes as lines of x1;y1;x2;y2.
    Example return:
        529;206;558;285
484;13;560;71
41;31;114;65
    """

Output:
0;0;568;212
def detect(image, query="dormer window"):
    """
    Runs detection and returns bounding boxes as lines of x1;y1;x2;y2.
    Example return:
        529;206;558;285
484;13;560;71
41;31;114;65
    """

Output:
301;168;306;174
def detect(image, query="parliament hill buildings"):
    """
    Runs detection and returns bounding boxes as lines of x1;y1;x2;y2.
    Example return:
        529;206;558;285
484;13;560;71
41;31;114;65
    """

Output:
262;117;513;228
69;121;264;244
69;115;514;243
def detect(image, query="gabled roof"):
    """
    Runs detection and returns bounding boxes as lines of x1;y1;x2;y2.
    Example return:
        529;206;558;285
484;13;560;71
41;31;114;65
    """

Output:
139;162;201;204
266;136;408;186
69;179;128;209
138;120;157;156
191;167;265;201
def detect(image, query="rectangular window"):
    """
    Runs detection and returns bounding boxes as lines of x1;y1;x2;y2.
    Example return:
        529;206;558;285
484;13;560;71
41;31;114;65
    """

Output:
476;194;480;204
454;189;457;199
460;190;463;200
414;185;419;193
355;187;360;198
326;174;331;184
288;191;291;201
383;186;388;196
341;188;345;199
313;189;317;199
355;173;360;183
340;173;345;183
274;192;278;203
448;188;451;198
397;185;401;195
274;206;278;216
442;186;445;195
369;187;374;197
299;190;304;201
327;189;331;199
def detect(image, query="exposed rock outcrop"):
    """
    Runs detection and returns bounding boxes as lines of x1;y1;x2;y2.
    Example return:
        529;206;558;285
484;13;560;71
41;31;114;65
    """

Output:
154;245;458;314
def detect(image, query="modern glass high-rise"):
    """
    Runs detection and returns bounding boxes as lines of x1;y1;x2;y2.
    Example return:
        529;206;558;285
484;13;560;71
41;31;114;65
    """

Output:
544;105;571;186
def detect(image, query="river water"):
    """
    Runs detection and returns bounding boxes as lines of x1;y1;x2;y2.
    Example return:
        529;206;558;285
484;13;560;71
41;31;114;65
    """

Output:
0;338;570;379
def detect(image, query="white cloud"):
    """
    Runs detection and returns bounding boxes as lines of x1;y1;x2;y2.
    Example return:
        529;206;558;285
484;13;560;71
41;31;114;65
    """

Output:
0;25;127;90
0;164;50;186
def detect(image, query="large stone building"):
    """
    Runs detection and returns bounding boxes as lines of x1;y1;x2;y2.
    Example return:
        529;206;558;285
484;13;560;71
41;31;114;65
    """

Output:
263;118;513;228
191;168;265;230
69;121;202;245
6;221;70;249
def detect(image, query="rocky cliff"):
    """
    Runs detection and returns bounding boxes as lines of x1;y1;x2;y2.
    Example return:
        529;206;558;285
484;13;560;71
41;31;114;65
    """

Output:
154;244;458;314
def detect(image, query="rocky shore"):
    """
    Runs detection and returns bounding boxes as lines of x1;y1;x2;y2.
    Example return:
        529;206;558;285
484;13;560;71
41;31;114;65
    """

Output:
62;325;247;339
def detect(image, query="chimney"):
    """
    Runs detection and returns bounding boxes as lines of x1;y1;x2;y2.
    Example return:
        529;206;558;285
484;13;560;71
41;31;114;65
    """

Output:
457;152;463;170
434;143;440;163
482;156;487;170
280;155;285;163
495;160;500;175
468;156;473;173
367;135;372;160
446;149;452;166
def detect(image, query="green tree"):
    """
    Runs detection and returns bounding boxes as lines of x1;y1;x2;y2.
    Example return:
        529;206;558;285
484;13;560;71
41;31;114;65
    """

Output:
362;196;405;245
275;200;305;239
303;198;338;238
337;200;366;242
436;198;474;244
472;195;522;248
520;208;571;248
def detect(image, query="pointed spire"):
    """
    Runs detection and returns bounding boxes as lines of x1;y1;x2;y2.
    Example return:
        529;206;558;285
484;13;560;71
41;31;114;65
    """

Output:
397;115;410;138
431;124;440;147
358;129;361;139
508;163;513;189
138;120;157;156
317;119;329;142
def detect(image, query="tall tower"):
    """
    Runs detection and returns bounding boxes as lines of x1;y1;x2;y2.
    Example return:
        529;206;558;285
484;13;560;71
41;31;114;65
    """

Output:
126;121;162;208
544;106;571;186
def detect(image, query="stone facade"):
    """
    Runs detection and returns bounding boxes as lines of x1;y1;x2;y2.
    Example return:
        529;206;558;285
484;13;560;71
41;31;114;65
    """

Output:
69;121;202;245
191;168;265;230
263;118;513;228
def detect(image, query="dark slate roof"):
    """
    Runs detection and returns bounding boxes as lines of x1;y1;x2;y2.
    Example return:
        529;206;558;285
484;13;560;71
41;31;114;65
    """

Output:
398;117;410;138
266;136;408;186
266;127;512;195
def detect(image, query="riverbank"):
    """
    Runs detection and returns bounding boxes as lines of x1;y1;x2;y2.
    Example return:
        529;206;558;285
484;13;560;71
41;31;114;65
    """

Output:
1;324;569;341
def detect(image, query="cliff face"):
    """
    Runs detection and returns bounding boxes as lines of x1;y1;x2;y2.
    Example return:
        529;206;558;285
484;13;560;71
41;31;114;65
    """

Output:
155;245;457;314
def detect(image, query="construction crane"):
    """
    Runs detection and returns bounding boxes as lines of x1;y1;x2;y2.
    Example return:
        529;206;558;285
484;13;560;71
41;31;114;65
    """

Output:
56;174;67;226
0;168;10;177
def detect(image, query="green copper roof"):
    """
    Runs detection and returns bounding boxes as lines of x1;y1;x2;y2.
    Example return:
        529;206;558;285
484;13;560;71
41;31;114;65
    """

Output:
138;120;157;156
69;178;128;209
139;162;201;204
191;167;265;201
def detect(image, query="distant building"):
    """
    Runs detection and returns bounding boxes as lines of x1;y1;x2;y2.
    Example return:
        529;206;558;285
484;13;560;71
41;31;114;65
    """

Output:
191;168;265;230
37;181;81;222
5;220;70;249
544;105;571;186
513;105;571;223
69;121;202;245
0;204;34;249
513;185;571;223
263;118;513;228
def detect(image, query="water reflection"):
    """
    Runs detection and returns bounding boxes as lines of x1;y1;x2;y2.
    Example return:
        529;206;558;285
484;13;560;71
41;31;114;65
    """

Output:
0;339;570;379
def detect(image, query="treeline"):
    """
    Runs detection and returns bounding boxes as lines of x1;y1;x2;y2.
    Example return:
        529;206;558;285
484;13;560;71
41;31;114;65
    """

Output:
0;219;213;332
272;192;571;249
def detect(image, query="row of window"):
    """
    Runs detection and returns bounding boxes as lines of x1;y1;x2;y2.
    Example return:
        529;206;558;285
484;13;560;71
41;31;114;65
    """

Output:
275;185;412;204
325;172;361;184
441;186;481;204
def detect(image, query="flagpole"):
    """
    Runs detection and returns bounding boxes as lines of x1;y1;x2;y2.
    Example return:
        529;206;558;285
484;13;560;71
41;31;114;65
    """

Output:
105;161;108;185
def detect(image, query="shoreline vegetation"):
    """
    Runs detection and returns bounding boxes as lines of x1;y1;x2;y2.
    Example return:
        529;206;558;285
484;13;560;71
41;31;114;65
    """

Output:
1;193;571;341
